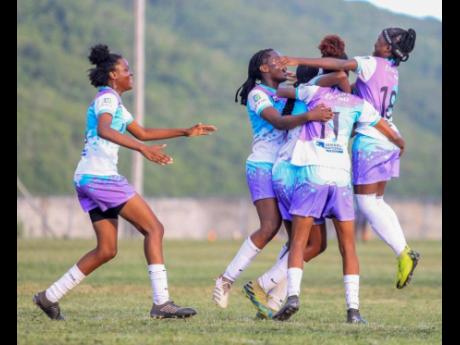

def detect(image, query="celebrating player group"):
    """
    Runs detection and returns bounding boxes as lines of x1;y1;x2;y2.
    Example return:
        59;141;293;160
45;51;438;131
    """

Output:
213;27;419;323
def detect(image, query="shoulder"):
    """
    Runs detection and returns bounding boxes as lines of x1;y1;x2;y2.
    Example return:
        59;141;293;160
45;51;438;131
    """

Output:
95;90;120;106
248;87;270;101
296;83;320;100
247;87;272;110
353;56;377;81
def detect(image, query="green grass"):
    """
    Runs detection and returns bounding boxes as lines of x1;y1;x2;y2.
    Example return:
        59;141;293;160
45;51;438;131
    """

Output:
18;239;441;345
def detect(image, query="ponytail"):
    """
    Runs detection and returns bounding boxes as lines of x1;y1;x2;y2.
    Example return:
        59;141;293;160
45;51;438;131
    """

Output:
382;28;416;66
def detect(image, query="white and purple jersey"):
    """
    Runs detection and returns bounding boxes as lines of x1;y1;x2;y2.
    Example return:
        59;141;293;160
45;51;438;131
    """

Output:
74;86;134;177
352;56;400;140
290;84;381;185
246;84;288;163
274;100;308;163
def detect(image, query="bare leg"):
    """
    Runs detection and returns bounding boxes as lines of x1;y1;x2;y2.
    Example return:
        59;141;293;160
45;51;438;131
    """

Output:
354;182;379;195
77;219;118;275
303;223;327;263
289;216;315;269
119;194;165;264
250;198;282;249
332;219;359;275
376;181;387;197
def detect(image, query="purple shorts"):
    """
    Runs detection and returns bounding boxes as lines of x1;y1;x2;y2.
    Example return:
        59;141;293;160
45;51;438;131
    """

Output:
352;134;400;185
272;161;325;224
74;174;136;212
289;176;355;222
246;161;276;203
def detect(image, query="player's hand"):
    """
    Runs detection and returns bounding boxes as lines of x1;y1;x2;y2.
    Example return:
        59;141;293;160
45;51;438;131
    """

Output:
186;123;217;137
284;70;297;86
393;137;405;157
275;56;298;69
306;104;333;122
140;144;173;165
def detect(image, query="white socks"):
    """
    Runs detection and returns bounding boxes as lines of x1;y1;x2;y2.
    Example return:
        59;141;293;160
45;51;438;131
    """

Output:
375;196;407;255
148;264;170;305
344;274;360;310
45;264;86;303
257;242;289;310
223;237;261;282
287;267;303;297
257;246;289;293
355;194;407;256
267;277;287;311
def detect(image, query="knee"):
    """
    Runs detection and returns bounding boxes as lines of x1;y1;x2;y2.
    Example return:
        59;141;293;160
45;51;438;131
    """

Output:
303;240;327;262
143;222;165;239
97;247;117;262
260;219;281;236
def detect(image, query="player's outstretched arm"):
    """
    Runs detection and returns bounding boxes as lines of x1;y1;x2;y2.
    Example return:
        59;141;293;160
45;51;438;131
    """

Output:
127;120;217;141
97;113;173;165
277;56;358;72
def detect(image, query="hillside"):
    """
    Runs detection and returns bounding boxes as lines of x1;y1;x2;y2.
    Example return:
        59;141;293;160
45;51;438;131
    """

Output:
17;0;442;197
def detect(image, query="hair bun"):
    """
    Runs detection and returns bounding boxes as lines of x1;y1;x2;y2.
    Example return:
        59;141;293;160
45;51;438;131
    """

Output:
408;28;416;43
88;44;111;65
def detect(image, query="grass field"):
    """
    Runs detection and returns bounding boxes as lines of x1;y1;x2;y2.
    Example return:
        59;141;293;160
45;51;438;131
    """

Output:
18;238;441;345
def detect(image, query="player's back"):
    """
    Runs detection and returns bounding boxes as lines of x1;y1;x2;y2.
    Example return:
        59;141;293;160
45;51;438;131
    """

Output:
292;84;380;176
353;56;399;121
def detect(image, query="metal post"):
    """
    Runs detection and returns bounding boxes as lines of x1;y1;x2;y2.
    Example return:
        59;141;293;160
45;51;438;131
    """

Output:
132;0;145;196
123;0;146;238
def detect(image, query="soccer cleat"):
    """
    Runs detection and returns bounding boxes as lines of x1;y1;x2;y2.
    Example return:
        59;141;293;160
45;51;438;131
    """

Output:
33;291;65;320
243;281;274;319
346;308;367;324
212;275;232;308
272;295;300;321
396;246;421;289
150;300;197;319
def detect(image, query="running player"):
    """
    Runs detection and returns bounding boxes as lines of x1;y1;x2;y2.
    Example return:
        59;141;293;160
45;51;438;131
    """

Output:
33;44;216;320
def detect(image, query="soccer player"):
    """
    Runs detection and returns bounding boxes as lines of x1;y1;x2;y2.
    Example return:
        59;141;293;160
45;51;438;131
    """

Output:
272;66;405;322
212;48;333;309
33;44;216;320
276;28;419;289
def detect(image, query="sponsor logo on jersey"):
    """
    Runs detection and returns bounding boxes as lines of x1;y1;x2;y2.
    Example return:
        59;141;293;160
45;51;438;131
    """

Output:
316;141;344;153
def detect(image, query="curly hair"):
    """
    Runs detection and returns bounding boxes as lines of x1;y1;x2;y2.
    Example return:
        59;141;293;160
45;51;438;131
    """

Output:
87;44;122;87
318;35;346;59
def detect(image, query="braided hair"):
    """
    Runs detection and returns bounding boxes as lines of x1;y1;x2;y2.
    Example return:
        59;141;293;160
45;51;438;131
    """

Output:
382;28;416;66
235;48;274;105
88;44;122;87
